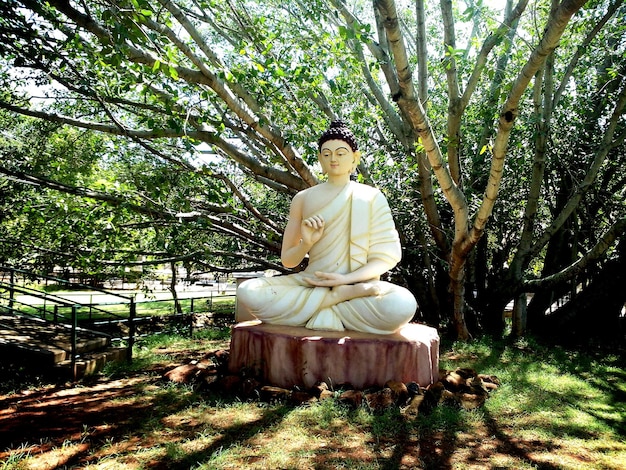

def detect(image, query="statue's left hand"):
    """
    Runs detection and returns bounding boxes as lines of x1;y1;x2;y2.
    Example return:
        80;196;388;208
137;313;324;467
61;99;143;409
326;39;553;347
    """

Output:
305;271;348;287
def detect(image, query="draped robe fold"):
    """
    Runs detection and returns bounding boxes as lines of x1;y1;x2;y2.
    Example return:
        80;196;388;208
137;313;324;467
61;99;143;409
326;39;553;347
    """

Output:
237;182;417;334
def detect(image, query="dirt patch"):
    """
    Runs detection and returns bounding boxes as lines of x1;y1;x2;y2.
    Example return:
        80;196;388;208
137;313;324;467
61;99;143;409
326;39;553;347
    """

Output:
0;373;161;457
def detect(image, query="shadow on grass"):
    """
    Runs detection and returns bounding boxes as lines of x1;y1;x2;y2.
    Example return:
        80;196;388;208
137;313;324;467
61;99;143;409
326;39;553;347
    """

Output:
413;405;464;470
0;375;148;452
552;347;626;437
144;401;294;470
439;334;626;468
0;370;292;469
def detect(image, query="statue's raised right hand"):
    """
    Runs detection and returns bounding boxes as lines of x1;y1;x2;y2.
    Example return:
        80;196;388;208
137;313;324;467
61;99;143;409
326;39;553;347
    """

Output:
301;215;325;246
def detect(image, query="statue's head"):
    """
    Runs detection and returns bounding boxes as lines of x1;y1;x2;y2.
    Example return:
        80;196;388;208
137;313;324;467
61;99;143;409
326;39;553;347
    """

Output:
318;120;361;174
318;120;358;152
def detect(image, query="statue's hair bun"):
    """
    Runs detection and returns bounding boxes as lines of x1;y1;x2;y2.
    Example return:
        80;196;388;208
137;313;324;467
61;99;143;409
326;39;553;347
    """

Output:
318;120;358;151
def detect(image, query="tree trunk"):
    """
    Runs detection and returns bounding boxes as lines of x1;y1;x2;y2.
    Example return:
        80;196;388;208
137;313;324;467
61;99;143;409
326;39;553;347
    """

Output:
511;292;527;338
450;247;471;340
169;261;183;315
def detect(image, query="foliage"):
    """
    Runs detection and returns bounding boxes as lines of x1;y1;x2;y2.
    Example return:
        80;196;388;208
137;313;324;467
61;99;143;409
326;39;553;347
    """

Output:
0;0;624;340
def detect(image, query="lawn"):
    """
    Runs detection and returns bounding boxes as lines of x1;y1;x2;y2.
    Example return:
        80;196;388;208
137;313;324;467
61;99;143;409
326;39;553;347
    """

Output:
1;329;624;469
10;291;236;323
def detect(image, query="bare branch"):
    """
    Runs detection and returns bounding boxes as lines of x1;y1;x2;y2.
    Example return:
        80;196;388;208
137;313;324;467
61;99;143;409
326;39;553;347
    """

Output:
467;0;588;252
0;165;232;218
526;80;626;260
523;215;626;291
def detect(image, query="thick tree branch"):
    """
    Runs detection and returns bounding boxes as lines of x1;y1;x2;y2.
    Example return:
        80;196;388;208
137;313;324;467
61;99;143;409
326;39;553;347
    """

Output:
466;0;588;253
375;0;467;253
526;80;626;260
523;215;626;291
35;0;319;188
0;165;232;218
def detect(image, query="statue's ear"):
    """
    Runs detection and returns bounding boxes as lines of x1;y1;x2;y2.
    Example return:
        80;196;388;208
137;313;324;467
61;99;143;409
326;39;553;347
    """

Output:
352;150;361;171
317;150;326;174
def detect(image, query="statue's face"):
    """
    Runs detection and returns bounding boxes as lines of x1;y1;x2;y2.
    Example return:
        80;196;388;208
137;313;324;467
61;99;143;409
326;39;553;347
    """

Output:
319;139;359;177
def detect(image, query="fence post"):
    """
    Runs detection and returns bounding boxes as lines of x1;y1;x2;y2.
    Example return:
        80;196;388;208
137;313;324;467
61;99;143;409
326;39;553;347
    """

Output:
128;297;136;363
189;298;195;338
9;269;14;311
71;305;78;381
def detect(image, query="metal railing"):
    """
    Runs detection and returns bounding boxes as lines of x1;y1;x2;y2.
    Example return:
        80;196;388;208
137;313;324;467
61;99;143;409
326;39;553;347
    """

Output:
0;266;237;372
0;266;139;372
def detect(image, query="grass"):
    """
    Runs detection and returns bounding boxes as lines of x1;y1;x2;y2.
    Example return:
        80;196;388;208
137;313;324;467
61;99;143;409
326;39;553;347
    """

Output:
10;294;236;324
1;331;624;469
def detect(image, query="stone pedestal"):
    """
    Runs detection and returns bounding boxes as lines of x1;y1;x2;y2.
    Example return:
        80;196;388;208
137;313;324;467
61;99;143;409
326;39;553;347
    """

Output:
228;321;439;389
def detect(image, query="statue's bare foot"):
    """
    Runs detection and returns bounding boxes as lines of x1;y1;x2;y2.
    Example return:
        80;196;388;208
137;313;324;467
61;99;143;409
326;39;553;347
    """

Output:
319;282;380;309
343;282;380;298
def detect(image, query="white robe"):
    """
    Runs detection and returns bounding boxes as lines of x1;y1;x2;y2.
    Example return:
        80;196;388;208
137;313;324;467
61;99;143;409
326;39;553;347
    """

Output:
237;182;417;334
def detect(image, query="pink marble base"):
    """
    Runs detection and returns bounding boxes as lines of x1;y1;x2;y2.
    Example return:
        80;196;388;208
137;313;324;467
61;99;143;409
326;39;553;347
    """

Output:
228;321;440;389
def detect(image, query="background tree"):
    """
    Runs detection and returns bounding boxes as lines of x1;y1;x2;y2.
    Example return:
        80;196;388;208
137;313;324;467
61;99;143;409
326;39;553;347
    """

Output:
0;0;624;341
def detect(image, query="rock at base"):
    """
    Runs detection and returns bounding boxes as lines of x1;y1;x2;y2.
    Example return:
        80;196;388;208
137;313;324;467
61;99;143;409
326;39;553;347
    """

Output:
227;321;439;389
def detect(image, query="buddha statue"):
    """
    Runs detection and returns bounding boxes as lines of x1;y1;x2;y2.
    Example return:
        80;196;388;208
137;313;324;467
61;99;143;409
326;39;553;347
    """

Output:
237;120;417;334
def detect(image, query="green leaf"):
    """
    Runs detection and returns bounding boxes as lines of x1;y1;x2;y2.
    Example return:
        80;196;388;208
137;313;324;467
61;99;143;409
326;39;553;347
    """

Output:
168;65;179;80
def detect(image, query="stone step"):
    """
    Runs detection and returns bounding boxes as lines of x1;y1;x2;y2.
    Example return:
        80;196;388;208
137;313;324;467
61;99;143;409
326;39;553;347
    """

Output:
0;315;127;378
53;346;129;379
0;314;111;364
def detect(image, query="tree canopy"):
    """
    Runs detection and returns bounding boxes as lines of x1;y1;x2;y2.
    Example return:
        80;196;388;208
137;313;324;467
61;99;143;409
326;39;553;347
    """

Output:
0;0;624;341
